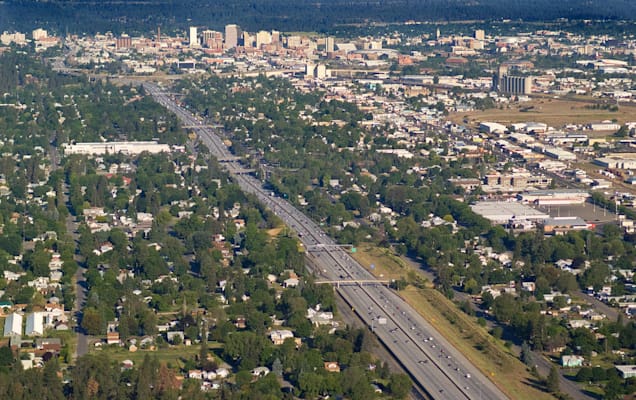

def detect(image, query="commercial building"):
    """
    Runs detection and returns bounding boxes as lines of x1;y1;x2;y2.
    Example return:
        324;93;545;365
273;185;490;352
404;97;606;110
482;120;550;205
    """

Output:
594;153;636;170
224;24;241;50
543;216;590;235
479;122;507;134
543;146;577;161
0;31;27;46
518;189;590;205
189;26;198;47
116;35;132;49
4;312;22;337
325;36;335;53
589;122;621;131
32;28;48;40
470;202;549;224
62;141;170;156
483;171;552;192
255;30;272;48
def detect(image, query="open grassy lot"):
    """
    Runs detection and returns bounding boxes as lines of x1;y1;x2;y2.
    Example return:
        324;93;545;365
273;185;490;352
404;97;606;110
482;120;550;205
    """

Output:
350;245;552;400
450;96;635;127
96;342;223;367
351;245;432;288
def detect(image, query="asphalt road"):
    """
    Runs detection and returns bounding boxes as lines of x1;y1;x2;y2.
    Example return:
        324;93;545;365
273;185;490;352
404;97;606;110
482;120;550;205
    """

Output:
49;125;90;359
144;83;510;400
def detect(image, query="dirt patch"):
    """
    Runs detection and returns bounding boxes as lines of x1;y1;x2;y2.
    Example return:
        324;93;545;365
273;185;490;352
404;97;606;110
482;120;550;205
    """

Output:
451;96;634;128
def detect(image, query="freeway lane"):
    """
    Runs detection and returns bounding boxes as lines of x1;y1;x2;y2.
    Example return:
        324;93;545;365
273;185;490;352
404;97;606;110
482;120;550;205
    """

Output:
144;82;509;400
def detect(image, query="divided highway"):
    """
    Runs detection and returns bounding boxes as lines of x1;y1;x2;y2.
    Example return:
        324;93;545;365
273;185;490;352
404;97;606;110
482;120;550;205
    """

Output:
144;82;510;400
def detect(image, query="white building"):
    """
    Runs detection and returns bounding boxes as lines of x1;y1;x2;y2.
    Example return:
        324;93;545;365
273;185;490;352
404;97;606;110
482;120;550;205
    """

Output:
4;313;22;336
470;201;549;224
270;330;294;345
62;141;170;156
25;312;44;336
32;28;48;40
479;122;507;134
189;27;198;47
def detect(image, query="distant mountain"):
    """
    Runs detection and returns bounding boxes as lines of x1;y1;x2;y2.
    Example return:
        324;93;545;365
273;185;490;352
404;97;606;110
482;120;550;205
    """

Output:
1;0;635;34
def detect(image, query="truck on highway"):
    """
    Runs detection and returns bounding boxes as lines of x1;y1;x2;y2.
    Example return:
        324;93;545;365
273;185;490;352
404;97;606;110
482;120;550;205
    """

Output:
377;317;387;325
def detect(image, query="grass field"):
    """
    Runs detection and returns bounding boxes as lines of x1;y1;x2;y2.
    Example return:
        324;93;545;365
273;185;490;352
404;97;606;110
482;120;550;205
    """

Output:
450;96;635;127
97;342;223;368
351;245;432;288
351;246;553;400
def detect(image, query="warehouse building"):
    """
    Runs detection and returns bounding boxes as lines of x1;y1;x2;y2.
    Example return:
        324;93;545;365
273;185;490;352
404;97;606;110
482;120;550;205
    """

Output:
470;201;549;224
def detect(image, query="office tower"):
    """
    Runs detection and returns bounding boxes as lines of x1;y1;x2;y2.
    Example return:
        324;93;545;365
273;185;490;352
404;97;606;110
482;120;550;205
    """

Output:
32;28;48;40
189;26;198;47
225;24;241;50
243;32;255;49
271;30;280;45
116;35;132;49
325;36;335;53
256;30;272;48
305;62;315;77
474;29;485;41
315;64;327;79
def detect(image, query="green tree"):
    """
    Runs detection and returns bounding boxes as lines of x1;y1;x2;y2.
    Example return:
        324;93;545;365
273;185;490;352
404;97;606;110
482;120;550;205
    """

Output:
81;307;104;335
546;365;560;393
388;373;412;399
0;346;13;367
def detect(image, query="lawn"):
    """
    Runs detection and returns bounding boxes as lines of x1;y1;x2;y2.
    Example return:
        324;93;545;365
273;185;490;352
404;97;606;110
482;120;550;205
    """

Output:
351;245;432;288
96;342;224;368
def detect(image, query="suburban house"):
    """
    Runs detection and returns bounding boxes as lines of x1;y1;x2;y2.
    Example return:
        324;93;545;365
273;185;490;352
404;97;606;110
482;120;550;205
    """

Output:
561;355;584;368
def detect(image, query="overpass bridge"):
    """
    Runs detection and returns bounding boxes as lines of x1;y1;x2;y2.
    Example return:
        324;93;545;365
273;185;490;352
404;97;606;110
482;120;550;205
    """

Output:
314;279;391;287
183;124;223;129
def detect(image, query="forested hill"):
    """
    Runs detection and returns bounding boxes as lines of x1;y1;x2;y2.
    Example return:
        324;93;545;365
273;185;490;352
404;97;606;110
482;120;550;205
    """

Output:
0;0;636;34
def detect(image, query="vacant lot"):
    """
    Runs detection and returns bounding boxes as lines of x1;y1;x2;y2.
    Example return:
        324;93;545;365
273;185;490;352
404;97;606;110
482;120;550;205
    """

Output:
451;96;635;128
100;342;223;367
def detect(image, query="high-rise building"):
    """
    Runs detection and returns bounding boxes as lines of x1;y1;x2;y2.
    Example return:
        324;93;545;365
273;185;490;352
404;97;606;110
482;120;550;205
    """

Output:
32;28;48;40
243;32;253;48
202;30;223;50
286;35;301;48
474;29;485;41
271;30;280;45
256;30;272;48
224;24;241;50
116;35;132;49
325;36;335;53
493;65;532;95
189;26;198;47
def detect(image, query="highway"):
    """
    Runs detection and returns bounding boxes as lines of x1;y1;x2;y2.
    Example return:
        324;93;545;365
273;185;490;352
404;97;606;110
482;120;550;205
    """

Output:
144;82;510;400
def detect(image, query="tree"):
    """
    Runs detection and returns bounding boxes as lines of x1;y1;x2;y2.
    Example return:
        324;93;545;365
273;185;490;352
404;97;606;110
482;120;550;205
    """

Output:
604;375;623;400
272;358;283;378
0;346;13;367
546;365;560;393
575;367;592;382
81;307;103;335
388;373;412;399
520;341;533;367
